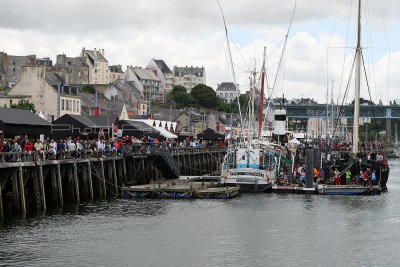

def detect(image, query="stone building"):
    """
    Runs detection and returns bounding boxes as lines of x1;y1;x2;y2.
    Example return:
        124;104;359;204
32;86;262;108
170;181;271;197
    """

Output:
109;65;124;83
216;82;238;103
7;66;80;120
0;52;52;89
173;66;206;92
55;54;89;84
80;48;110;84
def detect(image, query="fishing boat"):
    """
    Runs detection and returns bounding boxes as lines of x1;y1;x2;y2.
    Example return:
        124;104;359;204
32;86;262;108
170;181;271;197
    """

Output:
318;0;389;195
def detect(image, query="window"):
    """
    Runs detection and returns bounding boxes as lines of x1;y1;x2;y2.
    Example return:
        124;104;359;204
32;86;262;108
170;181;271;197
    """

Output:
9;100;12;106
220;93;223;97
61;99;65;110
66;100;69;111
225;93;228;98
230;93;233;98
95;69;97;73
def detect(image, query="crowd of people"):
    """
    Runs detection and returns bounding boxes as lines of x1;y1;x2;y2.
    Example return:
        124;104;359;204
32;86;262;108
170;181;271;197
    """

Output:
0;134;225;161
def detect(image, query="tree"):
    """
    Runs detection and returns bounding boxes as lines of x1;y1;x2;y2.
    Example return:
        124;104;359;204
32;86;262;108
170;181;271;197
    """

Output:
190;84;221;109
10;101;36;113
80;85;96;94
169;85;197;108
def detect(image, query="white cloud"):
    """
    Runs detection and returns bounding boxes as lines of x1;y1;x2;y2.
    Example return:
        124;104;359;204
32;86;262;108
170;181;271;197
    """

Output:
0;0;399;104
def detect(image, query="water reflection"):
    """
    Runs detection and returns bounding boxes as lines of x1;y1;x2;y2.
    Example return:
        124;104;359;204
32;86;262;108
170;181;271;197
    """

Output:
0;159;399;266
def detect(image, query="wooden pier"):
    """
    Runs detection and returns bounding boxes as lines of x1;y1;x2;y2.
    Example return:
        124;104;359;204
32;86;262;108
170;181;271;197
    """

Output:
0;145;227;220
122;179;239;199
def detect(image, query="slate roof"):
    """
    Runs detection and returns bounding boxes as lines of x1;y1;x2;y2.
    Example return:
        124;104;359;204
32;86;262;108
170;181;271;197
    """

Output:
65;114;98;127
131;67;159;81
45;72;66;86
0;107;51;126
154;59;172;75
85;50;108;63
113;80;141;95
56;56;87;68
173;66;205;77
86;115;117;127
216;82;236;91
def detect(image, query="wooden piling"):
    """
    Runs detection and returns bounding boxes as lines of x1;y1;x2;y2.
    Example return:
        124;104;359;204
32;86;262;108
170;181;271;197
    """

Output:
56;164;64;207
112;160;118;195
18;166;26;218
122;158;127;184
87;161;94;201
12;170;20;215
0;180;3;220
73;162;80;204
38;164;46;212
100;160;107;199
51;167;59;207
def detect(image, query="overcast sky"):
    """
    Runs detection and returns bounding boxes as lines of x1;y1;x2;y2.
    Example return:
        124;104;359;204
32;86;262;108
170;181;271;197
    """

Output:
1;0;399;104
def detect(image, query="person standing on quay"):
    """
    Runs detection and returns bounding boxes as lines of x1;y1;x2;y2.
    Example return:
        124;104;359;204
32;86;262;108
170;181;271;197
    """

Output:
345;169;352;185
334;168;340;185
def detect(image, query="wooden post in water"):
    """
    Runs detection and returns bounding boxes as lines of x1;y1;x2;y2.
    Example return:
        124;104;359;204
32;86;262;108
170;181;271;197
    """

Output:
122;158;127;185
51;167;58;207
73;162;80;204
87;161;94;201
56;164;64;207
18;166;26;218
0;180;3;220
112;159;118;196
305;149;314;188
100;160;107;199
38;164;46;212
12;170;20;215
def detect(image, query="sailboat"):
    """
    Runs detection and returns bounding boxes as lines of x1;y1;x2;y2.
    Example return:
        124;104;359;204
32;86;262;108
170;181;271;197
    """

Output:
318;0;389;195
220;58;279;192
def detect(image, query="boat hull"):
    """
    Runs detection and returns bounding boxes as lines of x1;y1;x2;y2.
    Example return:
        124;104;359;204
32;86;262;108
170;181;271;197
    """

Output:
317;185;379;195
222;182;272;193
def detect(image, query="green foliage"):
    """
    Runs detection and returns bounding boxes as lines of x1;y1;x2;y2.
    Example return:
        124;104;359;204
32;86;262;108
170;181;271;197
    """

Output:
80;85;96;94
190;84;221;109
169;85;197;109
11;101;36;113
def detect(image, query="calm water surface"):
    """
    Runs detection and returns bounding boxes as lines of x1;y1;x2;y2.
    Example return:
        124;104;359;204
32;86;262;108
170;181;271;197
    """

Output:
1;159;400;267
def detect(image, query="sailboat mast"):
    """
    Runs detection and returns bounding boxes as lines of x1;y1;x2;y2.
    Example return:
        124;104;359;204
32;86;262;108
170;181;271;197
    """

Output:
352;0;362;154
258;47;266;139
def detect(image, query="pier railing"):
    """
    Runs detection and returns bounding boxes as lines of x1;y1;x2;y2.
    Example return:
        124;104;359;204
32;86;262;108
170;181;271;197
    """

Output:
0;144;227;163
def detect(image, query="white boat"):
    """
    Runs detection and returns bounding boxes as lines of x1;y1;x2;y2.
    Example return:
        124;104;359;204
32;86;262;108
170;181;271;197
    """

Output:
220;142;278;192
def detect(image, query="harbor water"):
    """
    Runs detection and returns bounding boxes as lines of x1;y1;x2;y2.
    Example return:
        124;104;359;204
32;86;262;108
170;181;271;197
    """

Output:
1;159;400;266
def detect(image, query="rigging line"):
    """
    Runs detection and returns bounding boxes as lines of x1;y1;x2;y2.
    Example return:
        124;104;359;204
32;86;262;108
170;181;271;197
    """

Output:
216;0;243;131
361;51;377;121
227;31;252;72
378;0;391;104
332;53;357;139
337;0;354;106
365;0;378;104
328;0;344;47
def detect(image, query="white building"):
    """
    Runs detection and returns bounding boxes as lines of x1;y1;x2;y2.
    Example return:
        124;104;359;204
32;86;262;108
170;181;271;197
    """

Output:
124;67;162;103
147;59;174;101
80;48;110;84
173;66;206;92
216;82;238;103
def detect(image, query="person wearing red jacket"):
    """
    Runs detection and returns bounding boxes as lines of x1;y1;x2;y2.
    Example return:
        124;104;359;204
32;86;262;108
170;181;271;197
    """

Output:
24;139;33;152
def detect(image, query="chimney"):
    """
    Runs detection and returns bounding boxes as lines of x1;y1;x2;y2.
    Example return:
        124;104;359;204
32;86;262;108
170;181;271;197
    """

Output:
94;48;97;56
102;49;104;56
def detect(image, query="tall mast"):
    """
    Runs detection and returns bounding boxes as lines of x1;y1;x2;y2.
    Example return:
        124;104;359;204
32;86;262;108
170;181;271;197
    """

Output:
352;0;362;154
258;47;266;138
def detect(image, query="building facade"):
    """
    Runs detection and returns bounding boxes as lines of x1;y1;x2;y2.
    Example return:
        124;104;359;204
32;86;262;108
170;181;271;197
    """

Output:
216;82;238;103
109;65;124;83
147;59;174;101
55;54;89;84
80;48;110;84
124;67;162;103
7;66;80;120
173;66;206;92
0;52;52;89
